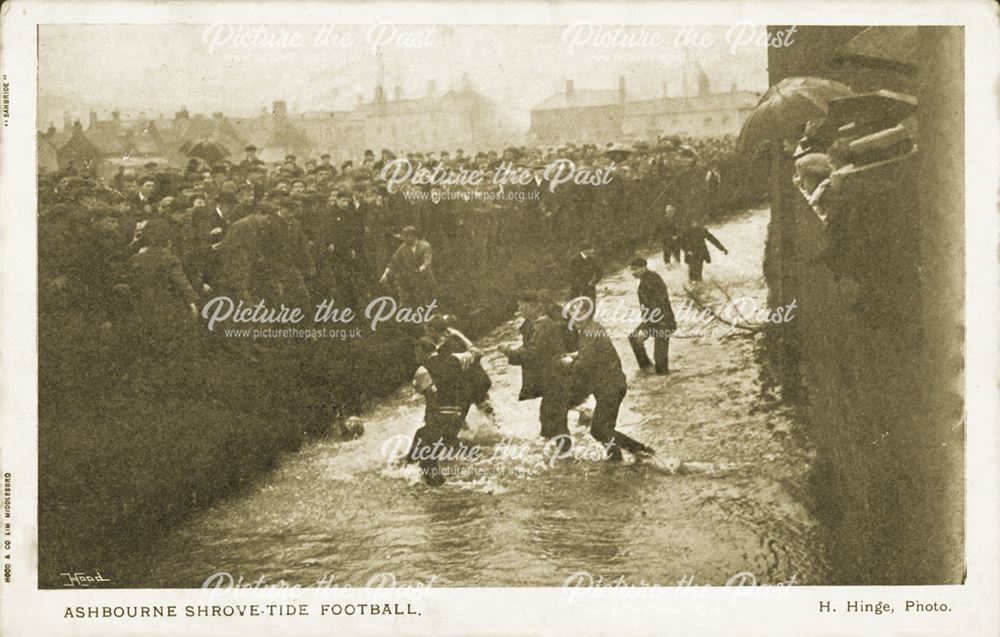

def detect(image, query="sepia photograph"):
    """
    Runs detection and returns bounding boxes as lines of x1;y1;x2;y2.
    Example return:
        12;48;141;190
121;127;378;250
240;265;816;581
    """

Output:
1;1;998;635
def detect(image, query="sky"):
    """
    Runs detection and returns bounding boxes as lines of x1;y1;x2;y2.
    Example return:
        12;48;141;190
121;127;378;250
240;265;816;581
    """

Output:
38;23;768;131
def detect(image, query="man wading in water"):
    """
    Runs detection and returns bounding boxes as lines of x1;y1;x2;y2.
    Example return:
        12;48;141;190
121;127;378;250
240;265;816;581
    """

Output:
406;332;487;486
563;307;656;463
501;290;576;455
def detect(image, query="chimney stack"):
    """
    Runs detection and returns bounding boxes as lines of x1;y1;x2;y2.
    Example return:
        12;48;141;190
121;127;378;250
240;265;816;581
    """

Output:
394;85;403;101
111;110;120;122
272;100;288;119
661;81;669;99
62;111;72;131
618;76;626;103
374;86;386;103
425;79;437;98
88;110;98;128
566;79;575;98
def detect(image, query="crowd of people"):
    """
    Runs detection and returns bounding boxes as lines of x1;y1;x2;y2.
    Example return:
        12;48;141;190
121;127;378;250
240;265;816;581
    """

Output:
38;134;759;483
38;134;751;332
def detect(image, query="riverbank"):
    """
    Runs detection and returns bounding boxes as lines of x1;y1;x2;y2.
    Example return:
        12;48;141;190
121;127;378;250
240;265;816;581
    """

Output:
108;207;830;588
36;194;667;588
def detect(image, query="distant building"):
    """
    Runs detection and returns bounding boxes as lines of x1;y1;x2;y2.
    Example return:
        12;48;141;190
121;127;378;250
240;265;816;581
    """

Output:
294;110;356;162
38;81;513;172
623;90;760;139
529;75;760;144
529;78;626;145
287;81;510;160
37;137;60;173
151;108;247;161
229;101;313;164
41;120;102;173
84;110;169;169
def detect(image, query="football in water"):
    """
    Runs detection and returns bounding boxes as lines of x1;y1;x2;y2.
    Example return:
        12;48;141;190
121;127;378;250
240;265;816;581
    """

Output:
335;416;365;440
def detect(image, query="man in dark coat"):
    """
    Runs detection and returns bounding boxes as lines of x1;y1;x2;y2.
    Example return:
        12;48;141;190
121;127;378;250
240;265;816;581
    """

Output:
568;243;601;305
427;316;494;421
501;291;574;444
565;314;654;462
407;337;485;486
627;257;677;374
258;199;314;310
229;184;258;223
313;153;336;176
120;219;199;350
177;195;225;290
217;208;269;303
682;221;728;282
379;226;436;309
238;144;265;170
329;191;369;310
128;178;159;215
660;204;683;266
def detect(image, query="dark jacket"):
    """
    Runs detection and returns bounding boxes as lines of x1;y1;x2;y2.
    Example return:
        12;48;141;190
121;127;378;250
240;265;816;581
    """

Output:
123;246;198;324
637;269;677;331
508;313;570;400
682;226;726;264
218;213;268;302
570;319;626;397
439;331;492;404
569;253;601;300
425;350;482;416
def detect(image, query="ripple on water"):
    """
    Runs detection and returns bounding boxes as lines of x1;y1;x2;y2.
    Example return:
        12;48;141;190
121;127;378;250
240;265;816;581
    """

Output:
117;209;830;587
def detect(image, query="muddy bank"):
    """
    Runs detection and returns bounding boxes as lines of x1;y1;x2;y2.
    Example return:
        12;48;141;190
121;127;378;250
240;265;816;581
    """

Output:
109;208;830;588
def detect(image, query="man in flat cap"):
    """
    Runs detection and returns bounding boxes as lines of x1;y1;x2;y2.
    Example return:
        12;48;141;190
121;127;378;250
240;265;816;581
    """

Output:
239;144;264;169
627;257;676;375
379;226;436;310
314;153;336;176
569;242;602;307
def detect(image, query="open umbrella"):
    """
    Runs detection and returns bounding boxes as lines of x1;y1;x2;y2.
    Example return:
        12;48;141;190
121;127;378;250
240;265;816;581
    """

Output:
604;144;634;162
737;77;854;152
179;138;231;164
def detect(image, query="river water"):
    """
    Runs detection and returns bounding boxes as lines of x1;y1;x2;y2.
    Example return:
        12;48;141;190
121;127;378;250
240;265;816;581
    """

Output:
119;208;830;588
